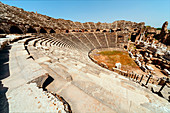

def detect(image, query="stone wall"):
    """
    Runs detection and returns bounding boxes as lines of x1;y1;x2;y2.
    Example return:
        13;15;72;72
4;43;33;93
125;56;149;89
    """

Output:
0;2;145;36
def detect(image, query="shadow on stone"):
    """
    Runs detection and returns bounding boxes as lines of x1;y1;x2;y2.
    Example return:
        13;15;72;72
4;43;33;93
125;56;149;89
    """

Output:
0;45;10;113
0;81;9;113
151;87;169;102
59;96;72;113
27;55;35;60
42;75;54;91
0;45;11;80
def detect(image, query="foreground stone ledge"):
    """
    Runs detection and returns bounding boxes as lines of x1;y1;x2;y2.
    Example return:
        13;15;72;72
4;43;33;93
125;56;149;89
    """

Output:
7;83;66;112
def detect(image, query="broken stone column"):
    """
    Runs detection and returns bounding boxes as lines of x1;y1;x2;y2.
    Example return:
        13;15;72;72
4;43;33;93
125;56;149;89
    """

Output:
159;21;169;43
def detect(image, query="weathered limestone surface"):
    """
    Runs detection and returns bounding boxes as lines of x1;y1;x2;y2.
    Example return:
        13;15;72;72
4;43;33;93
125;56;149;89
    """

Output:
25;35;169;113
0;2;144;35
0;2;169;113
7;83;66;112
159;21;169;44
1;34;169;113
35;57;51;64
0;35;66;112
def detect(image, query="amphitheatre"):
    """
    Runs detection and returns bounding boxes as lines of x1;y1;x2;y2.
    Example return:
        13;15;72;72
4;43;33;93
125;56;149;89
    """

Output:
0;1;170;113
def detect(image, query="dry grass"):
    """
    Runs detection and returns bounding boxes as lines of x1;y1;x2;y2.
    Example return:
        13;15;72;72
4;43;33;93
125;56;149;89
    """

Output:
93;50;140;71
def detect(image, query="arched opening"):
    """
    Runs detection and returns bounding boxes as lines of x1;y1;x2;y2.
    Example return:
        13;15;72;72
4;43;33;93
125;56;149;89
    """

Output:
0;29;5;34
66;30;69;33
91;30;94;32
134;29;137;31
124;45;127;49
79;30;82;32
103;30;107;32
96;29;100;32
50;29;55;33
116;28;121;31
110;29;114;32
84;29;88;32
10;26;23;34
131;35;136;42
118;36;123;38
72;30;75;32
27;27;37;33
40;28;47;33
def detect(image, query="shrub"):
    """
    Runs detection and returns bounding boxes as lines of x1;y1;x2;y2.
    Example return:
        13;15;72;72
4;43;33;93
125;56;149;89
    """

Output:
156;28;162;30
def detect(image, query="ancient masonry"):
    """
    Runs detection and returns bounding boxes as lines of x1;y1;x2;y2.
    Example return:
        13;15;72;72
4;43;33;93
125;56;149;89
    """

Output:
0;2;169;113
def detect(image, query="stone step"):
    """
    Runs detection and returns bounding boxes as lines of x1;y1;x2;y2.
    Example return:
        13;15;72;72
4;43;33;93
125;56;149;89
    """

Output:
2;38;49;93
48;62;73;81
57;82;116;113
27;45;45;60
40;62;116;113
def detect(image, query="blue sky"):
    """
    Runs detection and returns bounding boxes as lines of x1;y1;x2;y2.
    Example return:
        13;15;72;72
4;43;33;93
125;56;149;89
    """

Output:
1;0;170;28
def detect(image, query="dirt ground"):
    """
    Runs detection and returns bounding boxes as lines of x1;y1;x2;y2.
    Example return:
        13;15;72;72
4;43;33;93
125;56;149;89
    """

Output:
92;50;145;75
91;50;167;78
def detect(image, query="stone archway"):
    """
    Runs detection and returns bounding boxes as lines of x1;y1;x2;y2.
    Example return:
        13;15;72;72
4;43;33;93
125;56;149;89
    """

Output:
27;27;37;33
103;30;107;32
84;29;88;32
40;28;47;33
116;28;121;31
124;45;127;49
10;26;23;34
66;30;69;33
131;35;136;42
91;30;94;32
50;29;56;33
96;29;100;32
134;29;137;31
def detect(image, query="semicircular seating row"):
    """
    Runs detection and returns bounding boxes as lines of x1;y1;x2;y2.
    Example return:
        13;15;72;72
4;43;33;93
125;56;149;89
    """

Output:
1;28;168;113
23;33;169;113
34;32;121;51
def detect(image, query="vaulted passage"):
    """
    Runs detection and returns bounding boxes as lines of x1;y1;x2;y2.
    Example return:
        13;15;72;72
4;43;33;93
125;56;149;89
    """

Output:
50;29;55;33
116;28;121;31
131;35;136;42
91;30;94;32
66;30;69;33
10;26;23;34
84;29;88;32
27;27;37;33
40;28;47;33
124;45;127;49
96;29;100;32
134;29;137;31
0;29;5;34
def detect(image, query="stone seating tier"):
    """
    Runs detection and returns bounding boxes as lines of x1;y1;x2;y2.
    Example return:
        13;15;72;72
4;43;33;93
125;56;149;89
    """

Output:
74;33;94;50
94;33;108;48
1;34;169;112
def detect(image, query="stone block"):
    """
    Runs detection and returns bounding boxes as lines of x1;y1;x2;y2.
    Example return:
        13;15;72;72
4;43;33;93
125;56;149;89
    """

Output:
35;57;51;64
